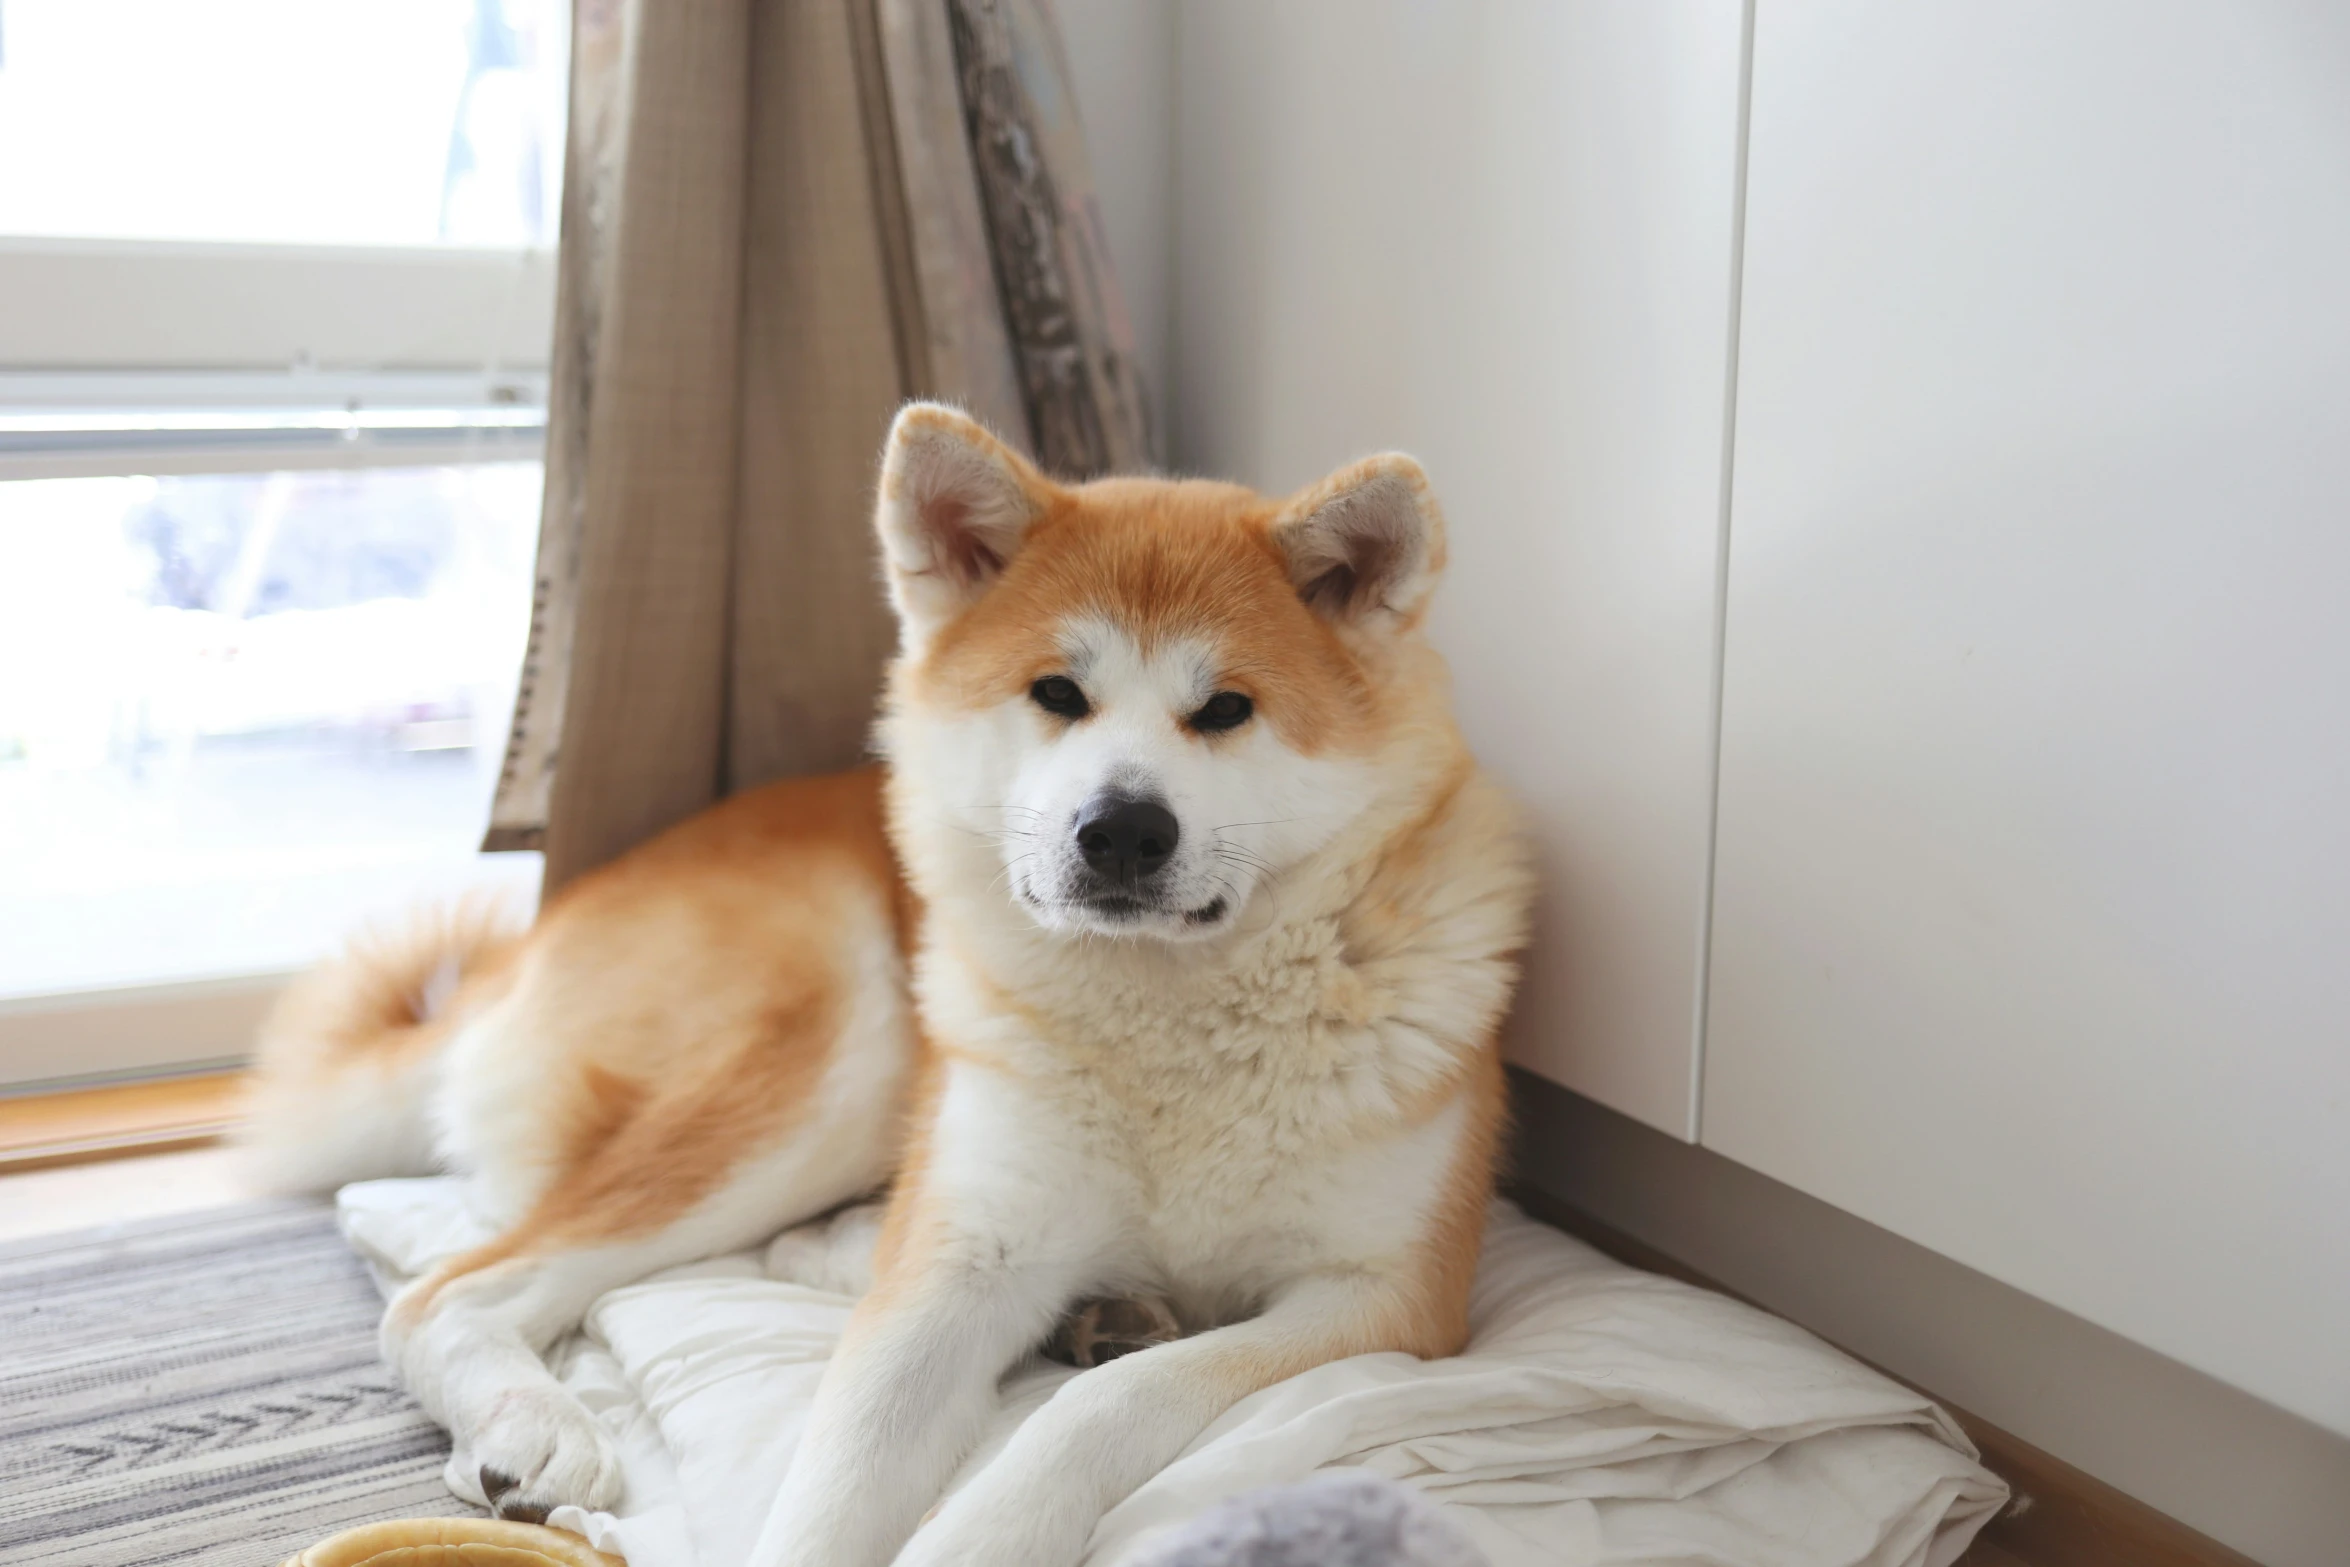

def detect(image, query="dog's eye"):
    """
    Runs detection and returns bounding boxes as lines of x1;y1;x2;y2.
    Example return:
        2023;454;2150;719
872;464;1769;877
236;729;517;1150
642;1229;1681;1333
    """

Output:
1190;691;1254;733
1030;676;1091;719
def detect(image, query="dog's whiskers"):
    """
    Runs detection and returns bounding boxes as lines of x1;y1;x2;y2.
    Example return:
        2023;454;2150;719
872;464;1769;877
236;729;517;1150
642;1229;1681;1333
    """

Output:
1212;841;1275;877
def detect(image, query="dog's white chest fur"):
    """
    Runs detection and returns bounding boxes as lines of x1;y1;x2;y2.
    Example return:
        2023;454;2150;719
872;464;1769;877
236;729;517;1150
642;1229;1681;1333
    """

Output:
918;896;1476;1322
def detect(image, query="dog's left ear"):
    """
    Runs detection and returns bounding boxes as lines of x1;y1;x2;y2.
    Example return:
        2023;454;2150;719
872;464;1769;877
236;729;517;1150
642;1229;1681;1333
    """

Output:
1269;453;1447;628
874;402;1056;650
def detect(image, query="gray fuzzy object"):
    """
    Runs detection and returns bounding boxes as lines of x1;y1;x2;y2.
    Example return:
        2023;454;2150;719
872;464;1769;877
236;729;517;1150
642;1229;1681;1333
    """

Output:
1124;1471;1489;1567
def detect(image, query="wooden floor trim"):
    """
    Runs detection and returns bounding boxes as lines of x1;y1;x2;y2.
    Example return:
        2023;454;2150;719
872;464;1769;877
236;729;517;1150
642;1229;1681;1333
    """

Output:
1507;1184;2261;1567
0;1071;244;1174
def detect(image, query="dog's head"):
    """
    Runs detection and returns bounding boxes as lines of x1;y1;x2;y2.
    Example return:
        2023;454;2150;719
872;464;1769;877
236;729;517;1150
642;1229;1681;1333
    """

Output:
874;403;1449;944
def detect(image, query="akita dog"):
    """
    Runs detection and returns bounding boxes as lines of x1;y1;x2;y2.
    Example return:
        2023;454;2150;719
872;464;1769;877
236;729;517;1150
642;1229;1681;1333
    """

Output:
244;404;1532;1567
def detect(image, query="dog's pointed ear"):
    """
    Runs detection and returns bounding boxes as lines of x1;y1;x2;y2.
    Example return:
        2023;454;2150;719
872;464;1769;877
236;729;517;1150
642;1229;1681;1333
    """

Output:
1269;454;1447;628
875;403;1055;648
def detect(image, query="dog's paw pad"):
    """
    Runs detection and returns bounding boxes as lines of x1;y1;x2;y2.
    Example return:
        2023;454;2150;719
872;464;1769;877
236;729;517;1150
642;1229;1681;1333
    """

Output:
480;1466;552;1524
467;1387;621;1518
1044;1295;1184;1368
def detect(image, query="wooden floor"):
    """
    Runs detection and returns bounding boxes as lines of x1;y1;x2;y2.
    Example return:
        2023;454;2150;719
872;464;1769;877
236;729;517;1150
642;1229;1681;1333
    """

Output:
0;1074;256;1243
1964;1545;2028;1567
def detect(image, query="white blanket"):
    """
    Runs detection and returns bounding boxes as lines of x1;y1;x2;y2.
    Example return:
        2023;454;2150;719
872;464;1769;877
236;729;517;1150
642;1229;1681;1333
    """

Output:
337;1182;2005;1567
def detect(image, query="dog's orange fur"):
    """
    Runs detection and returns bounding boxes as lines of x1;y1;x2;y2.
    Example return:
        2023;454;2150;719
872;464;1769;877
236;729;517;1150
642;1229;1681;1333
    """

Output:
289;766;916;1330
496;764;908;1215
920;477;1383;757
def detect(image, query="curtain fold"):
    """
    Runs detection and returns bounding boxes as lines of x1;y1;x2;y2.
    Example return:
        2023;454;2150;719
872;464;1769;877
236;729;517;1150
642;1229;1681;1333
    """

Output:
487;0;1153;890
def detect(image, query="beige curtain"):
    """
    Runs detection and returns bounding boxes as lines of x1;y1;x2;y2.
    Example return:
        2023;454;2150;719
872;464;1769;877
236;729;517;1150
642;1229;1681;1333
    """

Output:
483;0;1154;889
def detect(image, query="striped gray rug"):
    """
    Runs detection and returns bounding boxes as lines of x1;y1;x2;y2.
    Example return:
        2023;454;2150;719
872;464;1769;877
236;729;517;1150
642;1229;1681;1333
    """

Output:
0;1201;479;1567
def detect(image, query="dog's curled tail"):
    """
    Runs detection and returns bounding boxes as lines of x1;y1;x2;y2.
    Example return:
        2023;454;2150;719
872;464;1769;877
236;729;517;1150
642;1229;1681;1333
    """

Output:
240;900;524;1194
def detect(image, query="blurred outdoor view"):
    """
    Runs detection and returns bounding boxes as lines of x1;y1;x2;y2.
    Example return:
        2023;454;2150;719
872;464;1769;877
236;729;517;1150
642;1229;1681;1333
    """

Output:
0;467;544;996
0;0;568;248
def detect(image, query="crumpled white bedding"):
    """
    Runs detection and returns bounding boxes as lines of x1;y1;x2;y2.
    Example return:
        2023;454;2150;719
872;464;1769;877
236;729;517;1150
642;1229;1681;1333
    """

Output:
337;1181;2006;1567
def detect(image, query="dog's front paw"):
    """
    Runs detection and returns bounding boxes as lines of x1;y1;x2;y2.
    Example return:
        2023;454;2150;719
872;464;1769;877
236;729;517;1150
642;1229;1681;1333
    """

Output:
464;1386;622;1522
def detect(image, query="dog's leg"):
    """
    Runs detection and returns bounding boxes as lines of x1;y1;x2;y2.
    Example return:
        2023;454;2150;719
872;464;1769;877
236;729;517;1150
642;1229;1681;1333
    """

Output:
394;1140;892;1521
386;885;913;1523
389;1140;864;1523
749;1148;1121;1567
387;1235;662;1520
391;1070;905;1522
748;1243;1100;1567
890;1273;1428;1567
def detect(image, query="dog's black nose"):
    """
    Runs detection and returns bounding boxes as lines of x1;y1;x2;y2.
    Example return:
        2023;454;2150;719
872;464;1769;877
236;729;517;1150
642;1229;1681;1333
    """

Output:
1076;795;1180;882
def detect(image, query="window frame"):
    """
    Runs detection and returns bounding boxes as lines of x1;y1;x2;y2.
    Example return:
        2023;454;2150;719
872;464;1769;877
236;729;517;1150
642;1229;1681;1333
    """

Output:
0;239;556;1082
0;237;556;376
0;367;549;481
0;972;289;1093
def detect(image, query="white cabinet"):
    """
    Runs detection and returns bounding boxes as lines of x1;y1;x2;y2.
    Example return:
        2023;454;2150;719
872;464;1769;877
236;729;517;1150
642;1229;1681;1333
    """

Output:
1173;0;1747;1135
1703;0;2350;1436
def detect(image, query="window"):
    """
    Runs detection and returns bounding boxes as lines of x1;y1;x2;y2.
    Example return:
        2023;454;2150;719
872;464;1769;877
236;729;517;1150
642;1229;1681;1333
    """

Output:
0;0;565;248
0;1;565;375
0;1;567;1085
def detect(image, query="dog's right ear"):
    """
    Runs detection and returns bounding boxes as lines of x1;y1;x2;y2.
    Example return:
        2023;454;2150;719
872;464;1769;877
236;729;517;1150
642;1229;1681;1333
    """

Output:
874;403;1053;650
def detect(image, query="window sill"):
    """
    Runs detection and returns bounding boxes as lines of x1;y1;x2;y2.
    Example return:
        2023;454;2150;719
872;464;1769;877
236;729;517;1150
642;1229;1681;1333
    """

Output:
0;1067;245;1174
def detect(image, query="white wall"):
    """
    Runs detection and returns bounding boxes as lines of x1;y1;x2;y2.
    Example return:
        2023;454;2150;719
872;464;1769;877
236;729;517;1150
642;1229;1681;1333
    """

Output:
1170;0;1749;1136
1703;0;2350;1442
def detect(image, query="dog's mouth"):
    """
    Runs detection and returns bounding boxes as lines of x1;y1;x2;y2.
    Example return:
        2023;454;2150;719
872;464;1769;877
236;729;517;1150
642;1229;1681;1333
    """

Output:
1026;889;1232;931
1083;894;1147;920
1078;893;1229;924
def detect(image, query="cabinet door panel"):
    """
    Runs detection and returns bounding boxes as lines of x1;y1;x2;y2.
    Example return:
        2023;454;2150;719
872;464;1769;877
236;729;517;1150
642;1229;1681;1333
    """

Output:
1706;0;2350;1432
1175;1;1748;1133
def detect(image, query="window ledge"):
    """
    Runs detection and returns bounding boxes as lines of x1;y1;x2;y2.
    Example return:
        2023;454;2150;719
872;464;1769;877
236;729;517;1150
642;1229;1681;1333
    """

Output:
0;1068;246;1174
